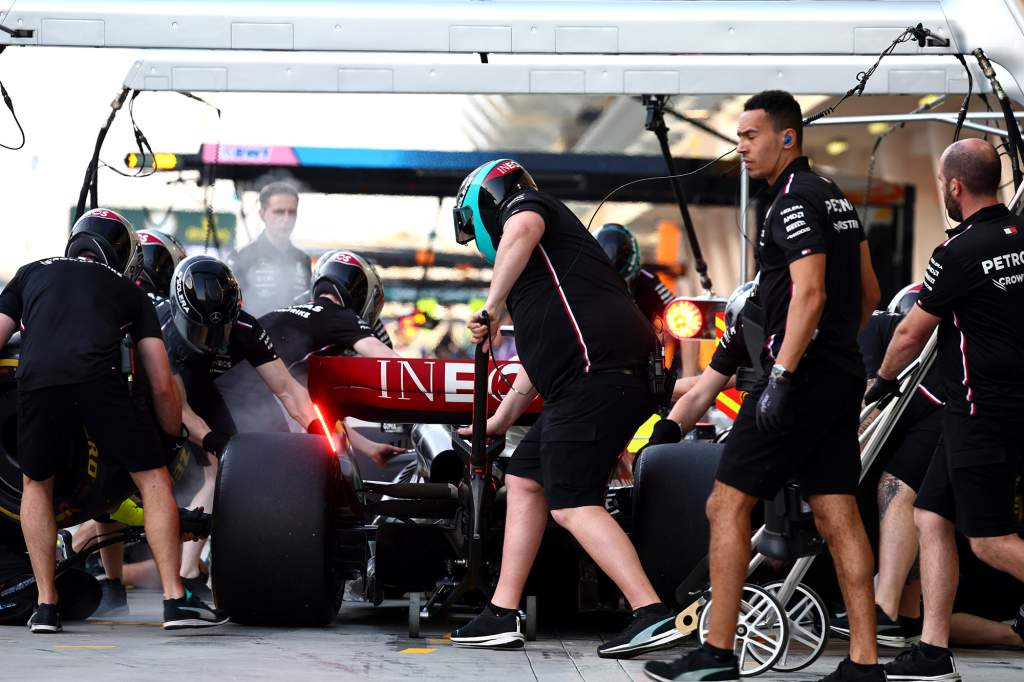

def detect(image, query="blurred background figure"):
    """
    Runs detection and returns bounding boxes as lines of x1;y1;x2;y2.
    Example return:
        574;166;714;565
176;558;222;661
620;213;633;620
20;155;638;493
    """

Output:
228;182;311;317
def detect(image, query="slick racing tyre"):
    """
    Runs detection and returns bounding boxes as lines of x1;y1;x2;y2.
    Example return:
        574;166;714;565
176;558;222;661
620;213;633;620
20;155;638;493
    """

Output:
212;433;350;626
632;440;723;606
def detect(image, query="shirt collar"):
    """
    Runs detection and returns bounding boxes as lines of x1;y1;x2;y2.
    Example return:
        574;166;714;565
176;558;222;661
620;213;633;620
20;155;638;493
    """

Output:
945;203;1010;237
769;156;812;196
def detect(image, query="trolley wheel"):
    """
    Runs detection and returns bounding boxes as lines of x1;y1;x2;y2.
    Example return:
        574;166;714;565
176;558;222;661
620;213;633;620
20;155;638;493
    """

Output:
524;595;537;641
408;593;421;638
762;581;829;672
698;583;789;677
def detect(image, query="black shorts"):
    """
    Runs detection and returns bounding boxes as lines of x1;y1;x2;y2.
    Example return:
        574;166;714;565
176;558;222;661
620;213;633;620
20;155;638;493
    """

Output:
507;371;657;510
914;412;1023;538
716;363;865;500
881;409;942;493
17;372;165;482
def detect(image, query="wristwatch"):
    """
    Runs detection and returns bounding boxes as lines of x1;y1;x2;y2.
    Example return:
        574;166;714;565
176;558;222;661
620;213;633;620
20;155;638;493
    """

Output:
770;363;794;380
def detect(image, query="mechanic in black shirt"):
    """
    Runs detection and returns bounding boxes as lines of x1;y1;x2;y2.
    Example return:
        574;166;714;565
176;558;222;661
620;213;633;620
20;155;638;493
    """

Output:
162;255;322;595
595;223;676;325
217;249;405;465
647;91;883;682
869;138;1024;680
227;181;311;317
0;209;224;632
450;159;679;657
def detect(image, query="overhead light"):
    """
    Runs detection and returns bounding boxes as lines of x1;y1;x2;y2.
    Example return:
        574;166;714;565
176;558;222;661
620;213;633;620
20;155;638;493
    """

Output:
683;109;710;120
867;122;890;136
825;139;849;156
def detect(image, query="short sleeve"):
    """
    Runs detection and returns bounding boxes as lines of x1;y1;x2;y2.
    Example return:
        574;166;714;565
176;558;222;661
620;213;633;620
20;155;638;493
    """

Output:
235;311;279;368
325;308;375;351
126;284;163;342
917;241;965;317
769;193;827;264
497;190;552;229
708;321;749;376
0;269;24;324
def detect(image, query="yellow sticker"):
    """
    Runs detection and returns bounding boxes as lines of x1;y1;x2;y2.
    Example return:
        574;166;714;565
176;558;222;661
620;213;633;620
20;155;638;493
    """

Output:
400;648;436;654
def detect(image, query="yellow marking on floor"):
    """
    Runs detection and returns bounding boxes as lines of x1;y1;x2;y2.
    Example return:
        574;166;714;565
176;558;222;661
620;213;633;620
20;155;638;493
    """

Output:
427;638;450;644
400;647;436;654
55;645;116;649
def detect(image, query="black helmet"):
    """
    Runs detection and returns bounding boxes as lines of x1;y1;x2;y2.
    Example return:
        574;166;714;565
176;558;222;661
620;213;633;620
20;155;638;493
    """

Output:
136;229;187;299
66;208;144;280
453;159;538;264
594;223;641;282
312;250;385;326
169;256;242;354
887;282;923;316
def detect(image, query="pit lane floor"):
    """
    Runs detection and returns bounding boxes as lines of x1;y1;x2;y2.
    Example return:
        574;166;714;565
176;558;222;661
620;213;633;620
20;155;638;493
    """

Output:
2;589;1022;681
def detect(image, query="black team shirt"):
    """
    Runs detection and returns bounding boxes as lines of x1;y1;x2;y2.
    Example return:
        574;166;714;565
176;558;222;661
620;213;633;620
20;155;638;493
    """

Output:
916;203;1024;418
497;190;658;400
0;258;162;391
755;156;866;378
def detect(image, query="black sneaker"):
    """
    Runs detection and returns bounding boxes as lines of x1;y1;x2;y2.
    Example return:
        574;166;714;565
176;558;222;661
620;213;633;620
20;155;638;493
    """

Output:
816;657;886;681
180;574;213;601
1011;602;1024;644
598;603;685;659
644;643;739;682
832;604;915;648
94;578;129;617
28;603;62;634
885;643;961;681
163;591;229;630
450;606;524;649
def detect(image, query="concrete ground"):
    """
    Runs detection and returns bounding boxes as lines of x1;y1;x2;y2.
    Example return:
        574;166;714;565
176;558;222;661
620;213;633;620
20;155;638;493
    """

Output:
2;589;1022;681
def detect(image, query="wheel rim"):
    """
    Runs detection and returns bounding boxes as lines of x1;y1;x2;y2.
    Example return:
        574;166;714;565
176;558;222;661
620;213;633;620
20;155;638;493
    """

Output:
698;584;789;676
761;581;829;672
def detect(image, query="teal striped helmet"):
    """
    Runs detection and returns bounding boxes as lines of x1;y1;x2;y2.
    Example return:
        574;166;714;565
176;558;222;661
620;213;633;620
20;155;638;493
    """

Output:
453;159;538;264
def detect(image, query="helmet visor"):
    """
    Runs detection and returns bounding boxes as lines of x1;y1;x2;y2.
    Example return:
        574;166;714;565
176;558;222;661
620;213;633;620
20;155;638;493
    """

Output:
173;313;232;355
453;205;475;245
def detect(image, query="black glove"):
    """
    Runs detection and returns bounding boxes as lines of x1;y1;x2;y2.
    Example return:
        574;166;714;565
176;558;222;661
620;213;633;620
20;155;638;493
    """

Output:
864;375;901;406
307;418;328;436
756;373;793;432
646;419;683;449
201;430;230;458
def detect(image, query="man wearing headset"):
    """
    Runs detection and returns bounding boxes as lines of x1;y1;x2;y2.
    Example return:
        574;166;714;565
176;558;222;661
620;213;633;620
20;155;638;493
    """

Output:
646;90;882;682
450;159;681;657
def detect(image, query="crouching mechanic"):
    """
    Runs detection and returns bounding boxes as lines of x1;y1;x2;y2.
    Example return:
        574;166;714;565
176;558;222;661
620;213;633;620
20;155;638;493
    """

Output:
868;138;1024;682
219;249;405;465
0;208;224;632
450;159;681;657
646;90;882;682
161;255;324;595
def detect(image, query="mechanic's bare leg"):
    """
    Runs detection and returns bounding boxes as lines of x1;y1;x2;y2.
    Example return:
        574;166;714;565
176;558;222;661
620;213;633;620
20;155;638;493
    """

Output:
20;475;58;605
71;520;97;554
915;508;958;647
123;559;162;589
130;467;184;600
950;612;1024;648
809;493;878;664
490;475;548;610
704;481;758;650
967;534;1024;582
95;522;124;581
181;458;217;580
550;506;659;610
875;473;919;620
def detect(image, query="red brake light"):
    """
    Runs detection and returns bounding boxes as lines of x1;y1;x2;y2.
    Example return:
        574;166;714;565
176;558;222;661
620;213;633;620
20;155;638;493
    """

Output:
664;299;704;340
312;403;338;454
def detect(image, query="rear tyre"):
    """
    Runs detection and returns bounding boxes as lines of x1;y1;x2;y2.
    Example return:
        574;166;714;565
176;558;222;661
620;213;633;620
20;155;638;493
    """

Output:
524;595;537;641
408;592;421;638
212;433;350;626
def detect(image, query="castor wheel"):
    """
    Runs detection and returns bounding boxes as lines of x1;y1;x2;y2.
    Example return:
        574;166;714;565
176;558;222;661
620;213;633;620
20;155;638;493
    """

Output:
408;592;421;638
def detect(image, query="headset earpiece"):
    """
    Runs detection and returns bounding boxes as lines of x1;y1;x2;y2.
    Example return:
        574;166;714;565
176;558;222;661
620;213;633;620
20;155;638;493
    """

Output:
783;133;793;146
